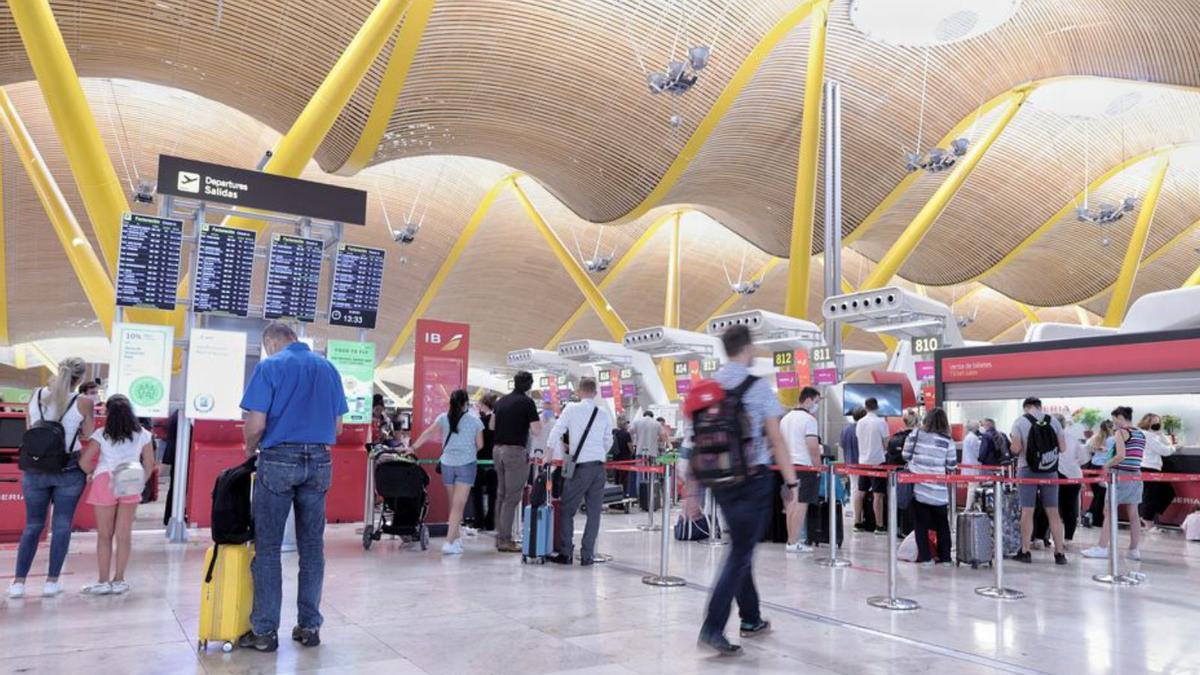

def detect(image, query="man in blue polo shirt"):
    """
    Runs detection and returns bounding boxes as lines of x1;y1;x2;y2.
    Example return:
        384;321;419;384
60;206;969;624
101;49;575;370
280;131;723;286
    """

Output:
238;323;348;652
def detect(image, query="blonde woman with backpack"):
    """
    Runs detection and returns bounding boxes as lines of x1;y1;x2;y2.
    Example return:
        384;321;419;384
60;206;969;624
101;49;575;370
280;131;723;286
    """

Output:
8;357;94;599
79;395;155;595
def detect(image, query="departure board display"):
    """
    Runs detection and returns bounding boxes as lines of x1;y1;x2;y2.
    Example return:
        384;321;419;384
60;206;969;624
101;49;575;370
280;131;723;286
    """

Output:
329;244;385;329
264;234;323;322
116;213;184;310
193;224;256;316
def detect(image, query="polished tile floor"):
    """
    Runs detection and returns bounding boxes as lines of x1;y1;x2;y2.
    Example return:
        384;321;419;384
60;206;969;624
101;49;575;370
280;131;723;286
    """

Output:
2;506;1198;675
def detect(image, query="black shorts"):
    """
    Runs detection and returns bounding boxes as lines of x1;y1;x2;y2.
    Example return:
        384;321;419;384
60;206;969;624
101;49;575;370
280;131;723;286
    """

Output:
859;475;887;493
797;472;820;504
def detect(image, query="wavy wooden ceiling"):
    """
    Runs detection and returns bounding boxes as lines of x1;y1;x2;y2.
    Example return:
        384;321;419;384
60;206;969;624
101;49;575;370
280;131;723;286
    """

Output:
0;0;1198;363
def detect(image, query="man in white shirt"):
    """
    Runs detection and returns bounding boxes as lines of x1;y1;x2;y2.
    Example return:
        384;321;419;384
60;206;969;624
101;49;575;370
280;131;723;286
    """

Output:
631;412;662;457
854;398;890;533
547;378;613;566
961;421;982;509
781;387;823;554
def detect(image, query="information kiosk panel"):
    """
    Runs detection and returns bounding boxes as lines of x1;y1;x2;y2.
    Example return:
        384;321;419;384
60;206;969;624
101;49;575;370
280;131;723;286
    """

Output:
264;234;323;322
329;244;385;329
116;213;183;310
193;224;256;316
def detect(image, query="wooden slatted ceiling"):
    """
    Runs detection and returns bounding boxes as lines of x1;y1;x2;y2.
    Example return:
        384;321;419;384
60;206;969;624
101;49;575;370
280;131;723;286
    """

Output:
1082;221;1200;318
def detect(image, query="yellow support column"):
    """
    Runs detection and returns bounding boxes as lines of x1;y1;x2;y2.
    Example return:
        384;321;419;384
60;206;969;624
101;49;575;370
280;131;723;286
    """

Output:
510;178;628;342
0;89;114;334
857;89;1029;292
664;212;682;328
1104;157;1170;327
8;0;129;273
1185;267;1200;288
0;136;7;346
783;0;830;319
378;175;512;367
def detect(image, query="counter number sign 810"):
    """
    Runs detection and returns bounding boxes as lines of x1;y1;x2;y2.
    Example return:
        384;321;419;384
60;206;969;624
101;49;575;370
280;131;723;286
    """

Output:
911;335;941;356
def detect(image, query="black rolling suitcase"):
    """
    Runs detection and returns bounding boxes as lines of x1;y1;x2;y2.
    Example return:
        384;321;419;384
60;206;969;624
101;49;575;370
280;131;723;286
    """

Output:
805;499;844;547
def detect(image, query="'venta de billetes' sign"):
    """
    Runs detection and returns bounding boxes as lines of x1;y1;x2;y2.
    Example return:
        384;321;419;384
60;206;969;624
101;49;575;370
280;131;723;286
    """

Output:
155;155;368;225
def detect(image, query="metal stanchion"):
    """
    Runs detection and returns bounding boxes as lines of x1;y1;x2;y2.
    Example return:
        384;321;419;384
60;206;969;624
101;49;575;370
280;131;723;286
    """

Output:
638;458;661;532
975;475;1024;599
816;462;850;568
867;471;918;610
1094;469;1142;586
643;462;685;587
699;488;728;546
948;466;958;552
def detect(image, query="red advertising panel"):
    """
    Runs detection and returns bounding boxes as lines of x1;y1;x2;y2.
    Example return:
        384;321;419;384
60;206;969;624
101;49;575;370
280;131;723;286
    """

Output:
941;337;1200;383
610;367;624;415
794;348;812;388
412;319;470;526
548;375;561;415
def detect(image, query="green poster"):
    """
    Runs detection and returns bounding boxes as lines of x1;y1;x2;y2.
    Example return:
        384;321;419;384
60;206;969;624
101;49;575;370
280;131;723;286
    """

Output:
327;340;376;424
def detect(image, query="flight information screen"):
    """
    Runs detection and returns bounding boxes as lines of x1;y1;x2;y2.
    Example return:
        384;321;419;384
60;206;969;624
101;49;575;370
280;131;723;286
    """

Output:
116;213;183;310
329;244;385;329
264;234;323;322
193;224;256;316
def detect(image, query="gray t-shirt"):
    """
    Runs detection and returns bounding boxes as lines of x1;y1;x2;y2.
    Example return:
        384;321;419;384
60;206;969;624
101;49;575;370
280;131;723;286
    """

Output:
1010;411;1062;471
631;417;661;456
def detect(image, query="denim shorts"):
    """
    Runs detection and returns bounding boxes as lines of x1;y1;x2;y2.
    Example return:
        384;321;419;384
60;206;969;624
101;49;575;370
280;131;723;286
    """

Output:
1115;476;1143;505
1017;467;1059;509
441;461;477;486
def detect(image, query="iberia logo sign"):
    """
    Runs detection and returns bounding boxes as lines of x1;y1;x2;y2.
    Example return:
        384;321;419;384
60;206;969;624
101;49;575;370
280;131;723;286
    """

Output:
422;331;464;352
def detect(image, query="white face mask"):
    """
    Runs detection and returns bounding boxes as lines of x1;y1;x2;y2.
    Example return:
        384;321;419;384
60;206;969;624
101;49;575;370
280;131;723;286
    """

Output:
808;402;820;414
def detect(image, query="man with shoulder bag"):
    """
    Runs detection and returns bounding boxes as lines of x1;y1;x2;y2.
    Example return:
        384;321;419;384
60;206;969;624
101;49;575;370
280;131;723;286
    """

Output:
547;378;612;566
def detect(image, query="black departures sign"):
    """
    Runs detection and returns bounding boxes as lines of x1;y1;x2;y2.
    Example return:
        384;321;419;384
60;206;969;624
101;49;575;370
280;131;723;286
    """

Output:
329;244;385;329
116;213;183;310
193;224;256;317
156;155;368;225
264;234;323;323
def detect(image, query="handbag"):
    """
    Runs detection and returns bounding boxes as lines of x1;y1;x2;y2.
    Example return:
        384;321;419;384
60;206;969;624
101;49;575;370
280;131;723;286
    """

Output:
435;426;451;474
895;431;916;511
562;406;600;480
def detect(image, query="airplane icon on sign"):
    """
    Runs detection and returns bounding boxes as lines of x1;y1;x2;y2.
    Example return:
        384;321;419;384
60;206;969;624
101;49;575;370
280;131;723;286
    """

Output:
177;171;200;193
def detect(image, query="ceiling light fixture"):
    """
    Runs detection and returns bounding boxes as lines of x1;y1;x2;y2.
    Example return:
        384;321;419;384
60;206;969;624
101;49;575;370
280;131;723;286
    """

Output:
850;0;1022;47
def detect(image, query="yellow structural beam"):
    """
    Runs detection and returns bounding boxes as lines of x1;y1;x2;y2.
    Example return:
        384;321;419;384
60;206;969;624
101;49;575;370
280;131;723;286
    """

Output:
0;89;115;335
543;211;675;349
379;174;512;367
1184;266;1200;288
1014;301;1041;324
664;212;682;328
27;342;58;375
1075;306;1091;326
856;89;1029;292
511;178;628;341
337;0;438;175
8;0;127;274
783;0;830;319
0;138;7;346
1104;157;1170;327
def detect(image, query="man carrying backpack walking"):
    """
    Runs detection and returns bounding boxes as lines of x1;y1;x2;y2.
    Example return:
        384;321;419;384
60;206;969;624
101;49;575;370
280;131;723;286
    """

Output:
692;325;797;656
1009;397;1069;565
238;323;348;651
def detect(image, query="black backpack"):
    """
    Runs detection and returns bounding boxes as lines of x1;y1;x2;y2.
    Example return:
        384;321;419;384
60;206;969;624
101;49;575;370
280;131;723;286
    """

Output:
977;429;1011;466
211;456;256;545
18;392;81;473
1022;413;1060;472
689;376;758;487
884;429;911;466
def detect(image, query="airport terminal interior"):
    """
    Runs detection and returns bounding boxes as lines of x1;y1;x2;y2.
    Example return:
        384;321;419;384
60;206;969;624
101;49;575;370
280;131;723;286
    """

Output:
1;0;1200;673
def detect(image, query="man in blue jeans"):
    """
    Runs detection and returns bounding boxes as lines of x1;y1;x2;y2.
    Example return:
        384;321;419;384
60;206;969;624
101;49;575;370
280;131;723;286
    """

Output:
698;325;798;656
238;323;347;652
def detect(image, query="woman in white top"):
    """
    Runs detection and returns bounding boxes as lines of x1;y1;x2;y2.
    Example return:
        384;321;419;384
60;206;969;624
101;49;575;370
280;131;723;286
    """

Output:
8;358;93;599
1137;413;1178;525
79;395;155;595
1053;414;1090;543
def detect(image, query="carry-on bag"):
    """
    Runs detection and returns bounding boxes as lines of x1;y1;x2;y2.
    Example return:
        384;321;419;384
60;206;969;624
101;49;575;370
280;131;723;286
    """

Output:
198;542;254;652
805;499;844;547
674;514;710;541
955;510;993;568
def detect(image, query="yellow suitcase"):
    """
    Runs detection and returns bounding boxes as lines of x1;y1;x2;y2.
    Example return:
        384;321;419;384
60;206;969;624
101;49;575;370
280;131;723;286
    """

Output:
198;543;254;652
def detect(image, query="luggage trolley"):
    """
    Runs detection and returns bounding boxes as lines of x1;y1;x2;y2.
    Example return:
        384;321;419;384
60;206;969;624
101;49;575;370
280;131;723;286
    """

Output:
363;445;430;551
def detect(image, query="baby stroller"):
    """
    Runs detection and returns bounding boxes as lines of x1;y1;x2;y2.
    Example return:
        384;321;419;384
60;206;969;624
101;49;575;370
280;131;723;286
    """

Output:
363;445;430;551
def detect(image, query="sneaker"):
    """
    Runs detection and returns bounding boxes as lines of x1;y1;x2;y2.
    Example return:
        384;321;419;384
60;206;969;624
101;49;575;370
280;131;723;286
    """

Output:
547;553;572;565
441;539;464;555
292;625;321;647
496;541;522;553
237;630;279;653
42;582;63;597
873;527;888;536
853;522;872;533
1081;546;1108;559
7;582;25;599
919;560;935;568
81;582;112;596
1054;553;1068;565
1126;549;1141;561
461;526;478;538
1011;551;1032;564
109;581;130;595
697;632;742;656
739;619;771;637
784;542;813;554
936;561;955;567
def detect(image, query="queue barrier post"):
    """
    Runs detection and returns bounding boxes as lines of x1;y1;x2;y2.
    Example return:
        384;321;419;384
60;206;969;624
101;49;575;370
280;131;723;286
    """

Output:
638;457;662;532
867;470;919;611
975;472;1024;600
643;461;686;587
815;460;850;568
947;465;958;551
1093;468;1143;586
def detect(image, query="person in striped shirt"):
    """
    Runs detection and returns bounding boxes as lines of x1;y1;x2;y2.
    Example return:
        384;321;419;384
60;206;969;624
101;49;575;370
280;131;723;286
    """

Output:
1083;406;1145;560
901;407;958;565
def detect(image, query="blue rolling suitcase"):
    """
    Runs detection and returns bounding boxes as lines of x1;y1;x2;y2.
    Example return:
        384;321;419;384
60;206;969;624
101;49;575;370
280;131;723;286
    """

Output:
522;465;553;564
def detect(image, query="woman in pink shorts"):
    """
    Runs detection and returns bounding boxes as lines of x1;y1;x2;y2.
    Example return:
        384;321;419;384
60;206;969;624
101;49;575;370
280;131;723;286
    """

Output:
79;395;155;595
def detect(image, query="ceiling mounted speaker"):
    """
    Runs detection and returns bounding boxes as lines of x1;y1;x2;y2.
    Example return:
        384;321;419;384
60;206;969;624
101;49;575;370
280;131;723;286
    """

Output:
934;10;980;43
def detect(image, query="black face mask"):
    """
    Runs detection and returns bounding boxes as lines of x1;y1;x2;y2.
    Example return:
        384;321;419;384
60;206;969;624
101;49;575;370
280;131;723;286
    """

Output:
1150;424;1162;431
